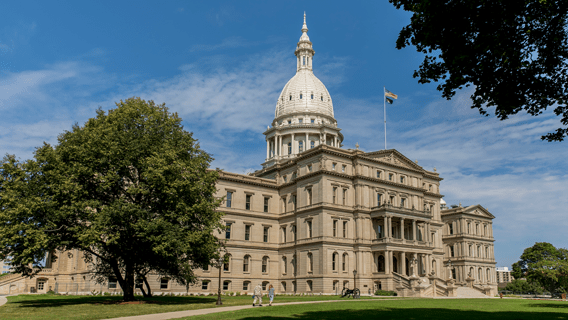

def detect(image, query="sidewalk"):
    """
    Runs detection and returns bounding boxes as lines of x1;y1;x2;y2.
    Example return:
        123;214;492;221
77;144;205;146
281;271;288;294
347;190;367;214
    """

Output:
103;298;380;320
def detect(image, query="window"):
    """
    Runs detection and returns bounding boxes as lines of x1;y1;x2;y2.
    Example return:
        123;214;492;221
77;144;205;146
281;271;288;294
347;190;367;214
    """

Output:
245;194;251;210
390;195;395;205
376;170;381;178
292;194;297;209
448;223;453;235
283;175;287;183
484;225;488;236
282;281;287;291
108;278;117;289
288;120;291;124
468;223;471;233
332;252;337;271
300;93;303;99
429;184;432;191
282;196;287;212
289;95;292;101
245;225;251;241
311;118;315;123
343;221;347;237
342;253;347;271
310;140;315;148
299;141;304;152
135;278;143;288
450;245;455;257
160;278;169;289
202;281;209;290
378;255;385;272
308;164;312;172
485;247;489;257
307;220;313;238
243;281;250;291
282;257;287;274
389;173;393;181
469;245;473;257
377;193;382;206
342;165;346;172
307;280;313;291
476;224;479;235
225;222;232;239
342;189;347;205
307;252;313;272
333;220;338;237
243;255;250;272
223;255;230;271
264;197;269;213
38;281;45;291
303;56;306;65
226;191;233;208
477;246;481;257
288;142;292;154
333;187;337;203
307;188;312;205
223;280;230;290
262;281;269;290
264;227;269;243
400;198;406;207
203;264;209;271
262;256;268;273
332;163;336;170
321;95;323;101
292;225;297;241
400;176;405;184
311;94;314;99
377;225;383;238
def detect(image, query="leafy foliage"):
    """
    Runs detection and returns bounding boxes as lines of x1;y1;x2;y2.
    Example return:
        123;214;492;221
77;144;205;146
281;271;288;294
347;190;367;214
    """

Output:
504;279;544;294
511;242;568;295
390;0;568;141
0;98;224;301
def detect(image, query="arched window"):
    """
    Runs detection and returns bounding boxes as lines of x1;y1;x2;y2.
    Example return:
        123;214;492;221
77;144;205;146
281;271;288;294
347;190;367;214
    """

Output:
321;95;323;101
478;268;482;282
288;142;292;154
470;267;474;278
243;281;250;291
332;252;338;271
486;268;491;283
299;141;304;152
342;253;348;272
262;256;269;273
243;255;250;272
477;246;482;257
300;93;303;99
432;259;437;274
307;252;313;272
223;280;231;290
378;255;385;272
469;245;473;257
262;281;270;290
307;280;313;291
282;256;287;274
281;281;287;291
310;140;315;149
223;254;231;272
311;93;314;99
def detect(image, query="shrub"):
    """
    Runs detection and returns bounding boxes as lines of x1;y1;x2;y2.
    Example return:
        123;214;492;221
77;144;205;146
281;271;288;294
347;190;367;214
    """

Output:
235;291;241;296
374;290;397;296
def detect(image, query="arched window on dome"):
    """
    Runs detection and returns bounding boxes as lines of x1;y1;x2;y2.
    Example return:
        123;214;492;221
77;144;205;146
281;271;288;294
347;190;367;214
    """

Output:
321;95;323;101
288;142;292;155
311;93;314;99
310;141;315;149
303;56;306;66
300;93;303;99
299;141;303;152
290;95;292;101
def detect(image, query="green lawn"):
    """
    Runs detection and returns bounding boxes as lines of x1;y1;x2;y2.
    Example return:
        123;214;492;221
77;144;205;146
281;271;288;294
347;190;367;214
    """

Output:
185;298;568;320
0;294;380;320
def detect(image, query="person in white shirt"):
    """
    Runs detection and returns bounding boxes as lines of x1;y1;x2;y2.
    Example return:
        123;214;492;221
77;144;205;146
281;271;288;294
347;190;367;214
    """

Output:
253;283;263;307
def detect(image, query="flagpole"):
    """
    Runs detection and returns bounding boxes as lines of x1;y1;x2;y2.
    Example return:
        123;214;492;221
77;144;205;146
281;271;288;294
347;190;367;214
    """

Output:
384;86;387;150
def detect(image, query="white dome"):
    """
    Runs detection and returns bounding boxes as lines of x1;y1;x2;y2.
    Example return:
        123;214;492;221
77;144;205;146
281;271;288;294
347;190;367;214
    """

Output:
275;70;334;118
440;198;447;205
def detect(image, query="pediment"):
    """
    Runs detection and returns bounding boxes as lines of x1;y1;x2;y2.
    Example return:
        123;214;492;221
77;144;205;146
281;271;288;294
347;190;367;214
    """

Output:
363;149;423;171
463;205;495;219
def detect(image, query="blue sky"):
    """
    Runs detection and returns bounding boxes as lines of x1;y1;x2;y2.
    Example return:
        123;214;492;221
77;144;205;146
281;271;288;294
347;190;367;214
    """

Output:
1;1;567;269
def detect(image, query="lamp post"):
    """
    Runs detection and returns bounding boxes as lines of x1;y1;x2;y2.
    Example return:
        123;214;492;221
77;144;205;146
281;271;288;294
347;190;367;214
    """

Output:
216;254;225;306
353;269;357;289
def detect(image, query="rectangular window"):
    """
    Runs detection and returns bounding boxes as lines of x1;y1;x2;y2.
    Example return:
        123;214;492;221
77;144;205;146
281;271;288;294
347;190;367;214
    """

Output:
400;198;406;207
342;189;347;205
400;176;405;184
223;281;229;290
299;119;303;123
245;225;251;241
223;259;229;271
450;246;455;257
108;278;117;289
342;165;346;172
292;225;297;241
292;194;297;209
311;119;315;123
307;188;312;205
226;191;233;208
282;196;287;212
389;173;393;181
38;281;45;291
333;220;338;237
264;227;269;243
282;227;287;243
160;279;168;289
377;193;382;206
308;164;312;172
243;282;249;291
225;223;232;239
202;281;208;290
449;223;453;235
377;170;381;178
307;220;312;238
264;197;269;213
343;221;347;237
246;194;251;210
333;187;337;204
332;163;336;170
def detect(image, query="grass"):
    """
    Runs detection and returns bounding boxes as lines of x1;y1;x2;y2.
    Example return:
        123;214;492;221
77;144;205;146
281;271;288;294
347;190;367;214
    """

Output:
184;298;568;320
0;293;379;320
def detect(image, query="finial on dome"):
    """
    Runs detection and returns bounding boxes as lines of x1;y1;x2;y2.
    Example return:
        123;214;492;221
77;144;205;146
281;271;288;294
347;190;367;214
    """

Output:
302;12;308;33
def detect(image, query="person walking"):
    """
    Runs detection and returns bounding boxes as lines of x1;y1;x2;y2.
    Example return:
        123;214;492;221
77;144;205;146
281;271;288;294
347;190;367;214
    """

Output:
268;284;275;306
253;283;263;307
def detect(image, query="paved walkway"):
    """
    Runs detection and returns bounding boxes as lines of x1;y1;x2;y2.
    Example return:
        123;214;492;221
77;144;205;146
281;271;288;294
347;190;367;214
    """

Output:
0;295;8;308
103;299;381;320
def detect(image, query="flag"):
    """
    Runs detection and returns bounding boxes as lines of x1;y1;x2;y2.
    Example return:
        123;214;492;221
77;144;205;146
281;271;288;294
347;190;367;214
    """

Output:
385;89;398;100
386;97;394;104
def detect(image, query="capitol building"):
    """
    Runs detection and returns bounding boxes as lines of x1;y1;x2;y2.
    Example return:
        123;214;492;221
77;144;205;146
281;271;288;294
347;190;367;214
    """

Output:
0;16;497;297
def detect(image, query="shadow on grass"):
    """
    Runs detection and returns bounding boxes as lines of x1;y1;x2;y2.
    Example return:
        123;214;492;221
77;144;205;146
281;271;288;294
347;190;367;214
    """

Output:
232;307;568;320
529;303;568;309
11;295;217;308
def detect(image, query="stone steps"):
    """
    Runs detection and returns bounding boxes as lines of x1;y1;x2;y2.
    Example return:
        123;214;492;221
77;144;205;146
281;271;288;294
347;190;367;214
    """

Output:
456;286;488;298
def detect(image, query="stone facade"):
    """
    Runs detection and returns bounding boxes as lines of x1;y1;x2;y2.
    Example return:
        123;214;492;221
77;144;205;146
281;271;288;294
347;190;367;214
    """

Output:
0;14;497;297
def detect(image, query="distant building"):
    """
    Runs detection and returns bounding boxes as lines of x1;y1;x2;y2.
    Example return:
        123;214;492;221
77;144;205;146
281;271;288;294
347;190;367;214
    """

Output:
496;267;514;284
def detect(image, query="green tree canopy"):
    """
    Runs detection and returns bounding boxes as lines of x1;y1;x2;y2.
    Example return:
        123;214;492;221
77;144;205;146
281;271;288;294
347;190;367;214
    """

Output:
390;0;568;142
0;98;224;301
512;242;568;295
504;279;543;294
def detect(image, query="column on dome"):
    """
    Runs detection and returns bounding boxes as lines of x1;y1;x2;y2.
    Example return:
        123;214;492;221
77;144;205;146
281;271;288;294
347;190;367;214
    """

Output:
323;133;327;145
334;135;337;147
305;132;309;150
291;133;295;155
266;139;269;159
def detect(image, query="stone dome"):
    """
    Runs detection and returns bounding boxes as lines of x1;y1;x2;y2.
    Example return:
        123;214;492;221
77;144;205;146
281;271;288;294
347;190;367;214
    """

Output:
274;13;335;120
275;70;334;118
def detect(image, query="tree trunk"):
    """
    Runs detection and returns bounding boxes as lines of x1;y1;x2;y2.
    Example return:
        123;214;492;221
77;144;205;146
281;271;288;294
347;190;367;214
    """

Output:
143;275;153;297
123;262;135;301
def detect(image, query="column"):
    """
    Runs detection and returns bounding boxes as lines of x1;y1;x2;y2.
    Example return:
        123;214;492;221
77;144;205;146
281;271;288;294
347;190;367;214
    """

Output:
291;133;295;155
388;217;392;238
400;218;405;240
319;133;322;146
334;135;337;147
412;253;418;276
383;216;388;238
426;223;430;243
266;139;269;159
305;133;309;149
385;251;391;274
401;252;406;276
323;133;327;145
426;254;431;275
412;220;416;241
278;135;281;157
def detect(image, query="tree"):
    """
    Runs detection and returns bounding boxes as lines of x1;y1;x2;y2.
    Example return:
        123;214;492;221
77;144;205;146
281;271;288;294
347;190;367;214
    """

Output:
504;279;543;294
511;242;568;295
390;0;568;141
0;98;224;301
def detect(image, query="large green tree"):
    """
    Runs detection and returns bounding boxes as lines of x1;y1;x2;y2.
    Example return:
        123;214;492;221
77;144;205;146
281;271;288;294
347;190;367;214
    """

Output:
0;98;224;301
512;242;568;295
390;0;568;142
